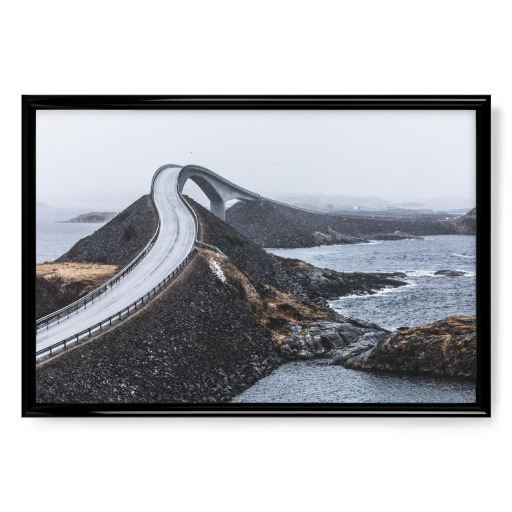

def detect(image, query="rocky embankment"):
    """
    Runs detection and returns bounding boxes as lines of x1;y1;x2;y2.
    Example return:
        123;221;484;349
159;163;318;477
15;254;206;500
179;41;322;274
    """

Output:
36;196;407;404
66;212;118;223
333;316;476;378
270;255;407;306
225;199;476;248
57;195;158;267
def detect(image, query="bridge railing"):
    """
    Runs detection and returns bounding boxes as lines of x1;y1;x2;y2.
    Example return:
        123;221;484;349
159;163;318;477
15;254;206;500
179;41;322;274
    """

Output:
178;189;199;245
182;164;367;219
35;165;173;331
177;179;226;257
180;164;261;201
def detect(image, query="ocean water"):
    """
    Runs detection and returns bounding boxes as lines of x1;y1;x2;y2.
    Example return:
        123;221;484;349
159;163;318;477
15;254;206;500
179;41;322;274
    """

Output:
269;235;476;330
36;207;106;263
233;235;476;403
231;360;476;404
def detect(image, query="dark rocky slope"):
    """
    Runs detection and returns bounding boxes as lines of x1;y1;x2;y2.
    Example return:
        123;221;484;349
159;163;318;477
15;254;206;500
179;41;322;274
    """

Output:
57;195;158;267
333;316;476;378
270;255;407;306
225;199;476;248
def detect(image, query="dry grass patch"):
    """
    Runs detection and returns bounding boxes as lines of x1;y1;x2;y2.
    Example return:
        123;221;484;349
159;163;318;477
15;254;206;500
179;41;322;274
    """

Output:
36;262;118;293
201;250;326;342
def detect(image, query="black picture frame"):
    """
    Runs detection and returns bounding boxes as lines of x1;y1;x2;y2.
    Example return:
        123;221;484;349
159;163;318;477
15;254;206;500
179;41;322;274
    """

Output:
22;95;491;417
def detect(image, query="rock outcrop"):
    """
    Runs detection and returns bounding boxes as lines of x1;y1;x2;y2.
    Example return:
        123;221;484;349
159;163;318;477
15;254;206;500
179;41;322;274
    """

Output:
279;317;388;360
334;316;476;378
441;208;476;235
435;270;467;277
270;255;407;305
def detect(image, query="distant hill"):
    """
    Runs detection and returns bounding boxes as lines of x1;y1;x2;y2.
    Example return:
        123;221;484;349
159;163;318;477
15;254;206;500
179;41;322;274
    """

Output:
226;198;476;249
66;212;118;223
36;201;51;208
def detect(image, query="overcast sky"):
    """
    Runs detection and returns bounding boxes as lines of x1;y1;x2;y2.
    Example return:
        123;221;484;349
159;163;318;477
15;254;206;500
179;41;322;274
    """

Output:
36;109;476;210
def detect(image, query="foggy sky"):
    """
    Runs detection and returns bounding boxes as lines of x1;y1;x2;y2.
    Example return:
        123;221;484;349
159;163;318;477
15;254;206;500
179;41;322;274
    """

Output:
36;109;476;210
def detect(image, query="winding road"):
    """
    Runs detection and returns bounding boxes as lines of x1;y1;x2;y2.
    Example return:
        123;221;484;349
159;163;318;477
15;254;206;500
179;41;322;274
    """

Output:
36;161;338;358
36;165;196;355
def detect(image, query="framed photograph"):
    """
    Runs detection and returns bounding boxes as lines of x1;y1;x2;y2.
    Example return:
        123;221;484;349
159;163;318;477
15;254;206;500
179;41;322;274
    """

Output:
22;96;490;416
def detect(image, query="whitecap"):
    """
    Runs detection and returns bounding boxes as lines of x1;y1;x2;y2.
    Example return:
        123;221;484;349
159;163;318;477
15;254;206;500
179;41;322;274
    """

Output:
453;253;475;259
403;270;441;278
329;281;415;303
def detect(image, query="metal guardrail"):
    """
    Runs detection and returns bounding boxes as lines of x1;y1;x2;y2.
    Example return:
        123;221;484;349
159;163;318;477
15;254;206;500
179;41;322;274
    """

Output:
35;165;180;331
36;248;197;358
196;241;226;257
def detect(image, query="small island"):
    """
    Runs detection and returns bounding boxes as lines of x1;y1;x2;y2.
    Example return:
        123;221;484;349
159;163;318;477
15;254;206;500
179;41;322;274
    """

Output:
66;212;118;223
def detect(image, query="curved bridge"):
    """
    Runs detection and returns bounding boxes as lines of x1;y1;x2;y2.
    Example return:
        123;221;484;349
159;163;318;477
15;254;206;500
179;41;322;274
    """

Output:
178;164;261;220
36;164;262;357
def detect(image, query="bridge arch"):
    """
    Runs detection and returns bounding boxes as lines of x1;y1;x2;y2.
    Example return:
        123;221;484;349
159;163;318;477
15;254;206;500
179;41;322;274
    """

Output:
178;165;260;220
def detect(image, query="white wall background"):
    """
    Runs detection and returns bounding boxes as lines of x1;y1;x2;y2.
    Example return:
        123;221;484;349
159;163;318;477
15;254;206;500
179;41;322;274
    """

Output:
2;1;509;511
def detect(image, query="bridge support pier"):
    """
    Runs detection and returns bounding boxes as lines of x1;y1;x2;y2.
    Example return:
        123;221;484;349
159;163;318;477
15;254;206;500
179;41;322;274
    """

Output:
210;198;226;221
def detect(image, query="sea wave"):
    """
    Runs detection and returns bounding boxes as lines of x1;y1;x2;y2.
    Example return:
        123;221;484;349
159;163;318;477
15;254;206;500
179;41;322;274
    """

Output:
404;270;442;278
403;269;475;278
453;253;475;259
330;282;415;302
